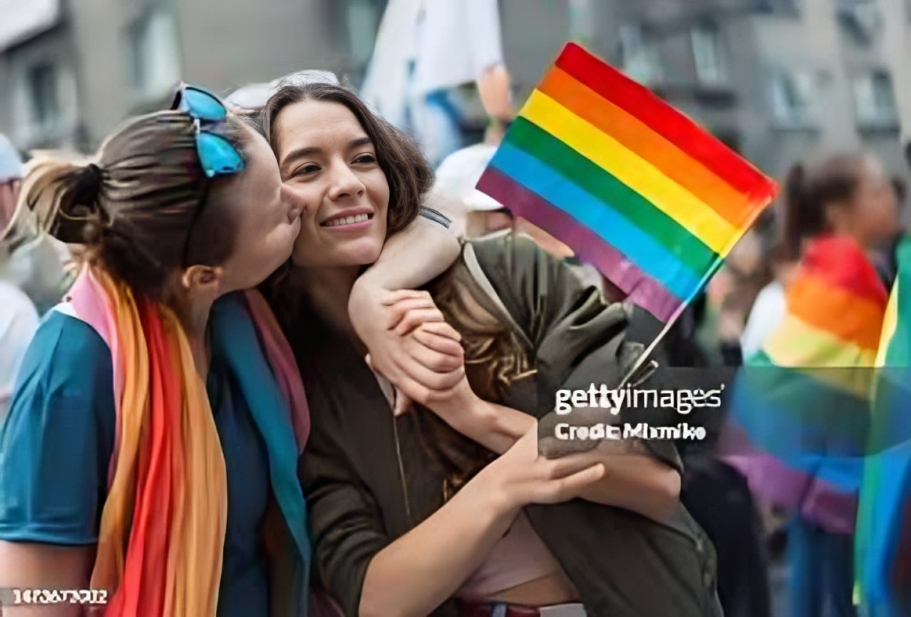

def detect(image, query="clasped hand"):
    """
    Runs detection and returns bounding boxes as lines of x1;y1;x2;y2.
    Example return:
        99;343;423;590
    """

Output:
353;289;478;418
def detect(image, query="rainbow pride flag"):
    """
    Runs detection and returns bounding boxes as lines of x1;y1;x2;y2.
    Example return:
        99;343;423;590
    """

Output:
855;235;911;615
722;235;889;534
476;42;777;322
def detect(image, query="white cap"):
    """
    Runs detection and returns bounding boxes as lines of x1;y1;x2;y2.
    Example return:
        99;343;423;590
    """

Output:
224;82;274;110
225;70;341;110
434;144;504;212
0;134;23;183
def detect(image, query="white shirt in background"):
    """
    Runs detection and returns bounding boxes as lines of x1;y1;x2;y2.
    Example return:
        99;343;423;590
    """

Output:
0;281;39;423
740;280;787;358
361;0;504;126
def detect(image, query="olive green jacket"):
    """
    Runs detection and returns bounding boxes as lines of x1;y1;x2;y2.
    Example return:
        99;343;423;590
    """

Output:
293;233;722;617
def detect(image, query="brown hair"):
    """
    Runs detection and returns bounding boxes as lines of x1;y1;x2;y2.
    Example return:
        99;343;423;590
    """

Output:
258;79;433;323
13;111;254;302
781;153;869;261
412;264;533;501
260;80;431;236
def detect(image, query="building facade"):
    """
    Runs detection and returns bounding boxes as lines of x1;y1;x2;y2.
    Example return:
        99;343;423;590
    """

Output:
0;0;388;152
0;0;908;181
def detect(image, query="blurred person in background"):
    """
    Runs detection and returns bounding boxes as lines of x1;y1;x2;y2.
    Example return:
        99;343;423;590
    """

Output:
702;211;777;367
734;152;900;617
0;134;39;425
0;84;461;617
871;176;908;289
360;0;510;166
740;214;800;360
431;110;773;617
261;78;721;617
0;134;73;316
435;138;606;293
0;134;22;233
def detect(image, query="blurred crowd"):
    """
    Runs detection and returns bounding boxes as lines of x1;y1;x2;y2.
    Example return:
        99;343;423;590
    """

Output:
1;72;909;617
1;3;910;615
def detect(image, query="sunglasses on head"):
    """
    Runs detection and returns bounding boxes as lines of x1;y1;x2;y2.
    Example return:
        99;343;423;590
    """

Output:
171;84;245;178
170;84;245;268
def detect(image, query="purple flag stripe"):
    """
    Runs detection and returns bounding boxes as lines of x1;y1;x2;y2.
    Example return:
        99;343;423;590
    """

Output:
721;425;858;534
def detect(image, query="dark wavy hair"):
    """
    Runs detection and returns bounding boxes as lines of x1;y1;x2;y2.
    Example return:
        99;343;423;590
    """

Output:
781;153;869;261
258;79;433;324
260;80;431;237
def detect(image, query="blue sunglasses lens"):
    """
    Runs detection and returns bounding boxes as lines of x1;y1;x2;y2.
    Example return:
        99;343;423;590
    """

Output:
180;87;227;122
196;132;244;178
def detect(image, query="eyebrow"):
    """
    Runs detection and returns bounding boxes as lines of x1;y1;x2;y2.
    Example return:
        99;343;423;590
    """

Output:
280;136;374;172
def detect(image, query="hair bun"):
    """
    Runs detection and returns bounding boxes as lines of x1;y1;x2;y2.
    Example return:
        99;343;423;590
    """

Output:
64;162;108;243
23;159;110;245
84;162;103;188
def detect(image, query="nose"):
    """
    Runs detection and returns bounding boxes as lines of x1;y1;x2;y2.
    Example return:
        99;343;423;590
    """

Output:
327;160;366;201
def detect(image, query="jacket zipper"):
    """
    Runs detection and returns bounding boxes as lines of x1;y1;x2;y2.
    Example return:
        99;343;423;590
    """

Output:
392;413;414;525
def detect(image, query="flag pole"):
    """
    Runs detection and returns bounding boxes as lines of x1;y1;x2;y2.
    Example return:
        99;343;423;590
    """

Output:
615;254;727;389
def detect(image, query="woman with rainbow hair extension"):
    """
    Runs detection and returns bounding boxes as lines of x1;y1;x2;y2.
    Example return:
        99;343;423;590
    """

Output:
0;84;460;617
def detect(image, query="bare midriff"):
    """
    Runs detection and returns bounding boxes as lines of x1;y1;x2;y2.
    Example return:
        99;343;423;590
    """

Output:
485;569;580;605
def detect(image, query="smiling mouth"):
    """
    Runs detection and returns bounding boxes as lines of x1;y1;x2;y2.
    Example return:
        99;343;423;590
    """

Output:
322;213;372;228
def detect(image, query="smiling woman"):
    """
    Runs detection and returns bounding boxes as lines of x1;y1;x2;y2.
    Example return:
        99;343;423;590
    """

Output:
0;79;463;617
259;79;722;617
263;82;427;275
277;101;391;269
0;86;314;617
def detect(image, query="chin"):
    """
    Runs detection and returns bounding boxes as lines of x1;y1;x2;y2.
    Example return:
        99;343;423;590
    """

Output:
298;237;384;269
327;246;383;268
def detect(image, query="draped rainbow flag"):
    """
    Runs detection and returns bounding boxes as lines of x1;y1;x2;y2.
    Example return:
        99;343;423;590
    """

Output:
476;42;777;322
855;234;911;615
722;235;889;534
65;270;311;617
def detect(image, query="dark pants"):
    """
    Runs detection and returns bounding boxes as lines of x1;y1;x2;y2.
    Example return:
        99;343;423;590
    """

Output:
682;458;772;617
788;518;856;617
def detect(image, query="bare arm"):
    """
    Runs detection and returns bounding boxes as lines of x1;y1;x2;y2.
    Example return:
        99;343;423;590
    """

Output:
358;427;605;617
348;214;463;414
372;321;681;522
352;211;460;296
425;392;680;522
359;464;517;617
0;541;94;617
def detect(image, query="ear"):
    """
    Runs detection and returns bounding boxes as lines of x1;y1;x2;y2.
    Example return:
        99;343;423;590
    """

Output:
180;265;225;296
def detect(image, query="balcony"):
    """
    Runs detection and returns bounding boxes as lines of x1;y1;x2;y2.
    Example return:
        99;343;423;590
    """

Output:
837;0;882;44
633;0;786;30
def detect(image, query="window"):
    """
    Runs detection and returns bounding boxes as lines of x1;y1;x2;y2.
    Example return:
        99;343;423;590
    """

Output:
838;0;874;9
838;0;881;42
753;0;800;14
127;8;181;101
691;24;727;85
771;71;819;127
12;55;77;146
26;62;58;132
619;24;661;85
853;71;897;128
